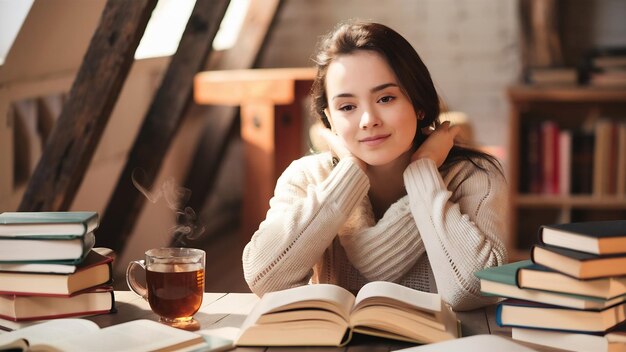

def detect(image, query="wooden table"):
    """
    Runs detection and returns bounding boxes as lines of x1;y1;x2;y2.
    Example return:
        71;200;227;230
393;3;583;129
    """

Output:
194;68;316;241
83;291;560;351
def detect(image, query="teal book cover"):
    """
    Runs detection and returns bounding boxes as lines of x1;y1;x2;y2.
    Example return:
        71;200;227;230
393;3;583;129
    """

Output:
0;212;98;238
474;261;623;310
474;260;533;286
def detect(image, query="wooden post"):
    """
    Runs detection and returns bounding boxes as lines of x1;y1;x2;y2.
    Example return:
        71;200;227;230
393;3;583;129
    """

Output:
176;0;283;245
18;0;157;211
194;68;316;241
96;0;230;252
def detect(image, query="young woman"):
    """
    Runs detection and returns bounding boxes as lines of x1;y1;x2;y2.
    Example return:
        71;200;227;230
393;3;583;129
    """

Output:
242;21;508;311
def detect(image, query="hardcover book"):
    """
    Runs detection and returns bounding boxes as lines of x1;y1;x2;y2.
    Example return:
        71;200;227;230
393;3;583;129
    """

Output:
475;261;626;310
531;243;626;279
0;231;95;263
0;247;113;274
517;263;626;300
235;281;460;347
0;286;115;321
496;299;626;333
539;220;626;255
0;318;211;352
0;250;113;296
0;211;98;237
512;323;626;352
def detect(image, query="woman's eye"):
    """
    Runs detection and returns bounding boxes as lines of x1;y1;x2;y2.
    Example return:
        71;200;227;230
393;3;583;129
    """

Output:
378;95;395;103
339;104;356;112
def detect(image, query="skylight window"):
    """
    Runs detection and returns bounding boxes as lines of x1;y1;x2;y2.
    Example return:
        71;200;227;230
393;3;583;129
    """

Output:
135;0;196;60
0;0;35;66
135;0;250;60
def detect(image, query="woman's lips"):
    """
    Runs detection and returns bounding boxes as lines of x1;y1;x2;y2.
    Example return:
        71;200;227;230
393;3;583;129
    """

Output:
359;134;390;146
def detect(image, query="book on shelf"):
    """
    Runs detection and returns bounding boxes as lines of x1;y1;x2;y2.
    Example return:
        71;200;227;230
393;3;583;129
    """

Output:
512;323;626;352
594;119;613;196
0;285;114;321
0;231;95;263
0;249;112;296
0;318;214;352
525;67;578;86
521;120;542;194
558;129;572;195
496;299;626;333
0;211;98;237
570;129;595;194
532;243;626;279
589;71;626;87
538;220;626;255
541;120;560;194
517;263;626;300
475;260;626;310
235;281;460;347
617;122;626;195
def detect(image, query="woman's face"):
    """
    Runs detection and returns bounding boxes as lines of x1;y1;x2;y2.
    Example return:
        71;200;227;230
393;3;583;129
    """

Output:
325;50;418;166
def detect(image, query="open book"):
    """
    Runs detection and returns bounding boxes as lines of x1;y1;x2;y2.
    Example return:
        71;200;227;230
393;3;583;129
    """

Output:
236;281;460;347
0;318;232;352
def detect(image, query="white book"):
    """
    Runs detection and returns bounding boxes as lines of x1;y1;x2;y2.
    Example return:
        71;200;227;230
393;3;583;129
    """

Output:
395;334;537;351
0;319;214;352
512;326;626;352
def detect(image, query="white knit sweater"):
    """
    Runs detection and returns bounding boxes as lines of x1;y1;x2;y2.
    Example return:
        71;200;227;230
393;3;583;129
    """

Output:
242;152;508;311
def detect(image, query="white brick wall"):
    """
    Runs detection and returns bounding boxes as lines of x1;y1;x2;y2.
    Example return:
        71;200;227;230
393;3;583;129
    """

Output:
258;0;522;162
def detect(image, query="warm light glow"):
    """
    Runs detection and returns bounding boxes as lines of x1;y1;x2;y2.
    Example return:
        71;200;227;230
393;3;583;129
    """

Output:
212;0;250;50
134;0;250;60
135;0;196;60
0;0;35;66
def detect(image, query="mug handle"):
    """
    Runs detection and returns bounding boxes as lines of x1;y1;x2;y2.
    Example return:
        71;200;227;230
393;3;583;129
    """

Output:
126;260;148;300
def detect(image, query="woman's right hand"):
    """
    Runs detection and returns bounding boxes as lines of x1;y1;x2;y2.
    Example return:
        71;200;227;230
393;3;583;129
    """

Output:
318;127;366;171
411;121;461;167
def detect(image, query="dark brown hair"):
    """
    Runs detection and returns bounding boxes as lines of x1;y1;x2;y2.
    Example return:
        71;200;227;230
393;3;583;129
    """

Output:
311;21;502;172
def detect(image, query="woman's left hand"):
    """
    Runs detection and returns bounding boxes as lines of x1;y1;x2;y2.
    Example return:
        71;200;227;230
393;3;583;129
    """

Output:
411;121;461;167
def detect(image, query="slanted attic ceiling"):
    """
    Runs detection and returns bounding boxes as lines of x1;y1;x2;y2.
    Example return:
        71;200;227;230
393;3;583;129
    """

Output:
0;0;106;85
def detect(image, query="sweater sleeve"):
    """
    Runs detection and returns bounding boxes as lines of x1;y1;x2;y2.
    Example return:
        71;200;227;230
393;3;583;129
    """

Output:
403;158;508;311
242;156;369;296
337;196;427;282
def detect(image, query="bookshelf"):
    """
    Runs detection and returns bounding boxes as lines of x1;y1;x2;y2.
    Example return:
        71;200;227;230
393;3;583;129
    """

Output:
507;86;626;260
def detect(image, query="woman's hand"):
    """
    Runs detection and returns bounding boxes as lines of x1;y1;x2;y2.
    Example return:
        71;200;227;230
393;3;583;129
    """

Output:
318;127;366;171
411;121;461;167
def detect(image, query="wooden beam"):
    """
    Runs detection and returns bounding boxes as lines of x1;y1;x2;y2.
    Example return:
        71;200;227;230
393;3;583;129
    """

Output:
18;0;157;211
97;0;230;252
174;0;283;246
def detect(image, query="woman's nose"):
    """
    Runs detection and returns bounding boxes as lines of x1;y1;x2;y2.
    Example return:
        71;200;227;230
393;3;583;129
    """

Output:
359;110;381;129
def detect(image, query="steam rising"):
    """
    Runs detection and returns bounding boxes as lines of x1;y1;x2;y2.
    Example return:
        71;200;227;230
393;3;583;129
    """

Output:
132;168;205;245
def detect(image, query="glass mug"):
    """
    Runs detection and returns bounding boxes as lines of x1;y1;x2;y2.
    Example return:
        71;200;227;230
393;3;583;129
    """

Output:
126;247;205;330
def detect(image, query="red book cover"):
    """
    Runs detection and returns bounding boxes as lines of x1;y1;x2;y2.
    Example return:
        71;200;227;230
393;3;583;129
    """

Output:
0;285;115;322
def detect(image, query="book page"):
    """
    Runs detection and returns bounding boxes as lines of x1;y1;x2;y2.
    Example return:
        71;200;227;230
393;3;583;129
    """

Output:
353;281;441;312
41;319;204;352
0;319;99;347
237;284;355;342
253;284;355;318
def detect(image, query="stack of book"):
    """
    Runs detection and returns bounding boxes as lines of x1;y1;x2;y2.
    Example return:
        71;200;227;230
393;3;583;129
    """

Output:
476;219;626;352
0;211;115;331
583;47;626;87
